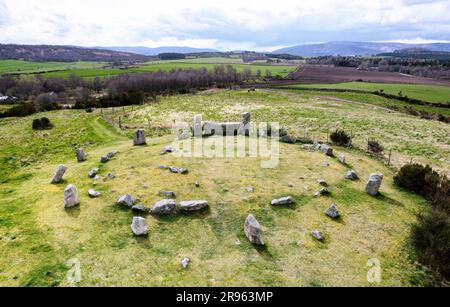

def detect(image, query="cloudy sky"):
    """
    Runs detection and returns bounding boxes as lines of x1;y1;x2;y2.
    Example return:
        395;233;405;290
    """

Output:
0;0;449;51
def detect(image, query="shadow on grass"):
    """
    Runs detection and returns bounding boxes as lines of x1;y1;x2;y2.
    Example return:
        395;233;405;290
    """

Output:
373;193;404;207
252;243;275;260
64;205;81;218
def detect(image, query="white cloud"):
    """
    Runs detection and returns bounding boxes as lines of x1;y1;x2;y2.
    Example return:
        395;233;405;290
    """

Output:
0;0;449;49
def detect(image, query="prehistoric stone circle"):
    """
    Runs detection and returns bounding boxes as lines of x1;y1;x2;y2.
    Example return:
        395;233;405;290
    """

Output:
244;214;264;245
179;200;209;212
325;204;340;219
151;199;177;215
271;196;294;206
64;184;79;208
131;217;148;236
76;148;86;162
366;173;383;196
50;165;67;184
133;129;147;146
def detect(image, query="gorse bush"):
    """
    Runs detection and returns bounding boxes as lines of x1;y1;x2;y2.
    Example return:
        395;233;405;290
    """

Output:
394;163;450;281
330;130;351;146
368;139;384;154
32;117;53;130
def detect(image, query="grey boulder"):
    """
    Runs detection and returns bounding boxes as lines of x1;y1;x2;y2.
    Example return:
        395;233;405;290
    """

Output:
179;200;209;212
133;129;147;146
325;204;340;219
271;196;294;206
244;214;264;245
50;165;67;184
151;199;177;215
345;170;359;181
88;167;99;178
117;194;137;208
76;148;86;162
311;230;324;242
366;173;383;196
131;217;148;236
64;184;79;208
88;189;101;198
132;204;150;213
338;154;346;164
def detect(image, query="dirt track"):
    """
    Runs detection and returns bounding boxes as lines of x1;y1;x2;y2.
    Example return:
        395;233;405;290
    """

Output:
264;65;450;86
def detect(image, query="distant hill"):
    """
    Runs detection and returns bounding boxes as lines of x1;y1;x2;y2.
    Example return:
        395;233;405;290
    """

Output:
99;46;219;56
378;48;450;60
0;44;152;62
273;41;450;56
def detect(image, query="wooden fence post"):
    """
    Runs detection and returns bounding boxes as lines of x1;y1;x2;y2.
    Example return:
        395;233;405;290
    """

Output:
388;149;392;166
119;116;122;129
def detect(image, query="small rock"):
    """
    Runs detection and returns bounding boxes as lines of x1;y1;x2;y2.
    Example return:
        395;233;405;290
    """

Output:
345;170;359;180
244;214;264;245
132;204;150;213
161;146;174;155
366;173;383;196
104;173;115;181
271;196;294;206
319;188;331;196
94;175;101;181
179;168;189;174
76;148;86;162
314;192;320;197
100;156;109;163
64;184;79;208
117;194;137;208
158;165;169;170
246;187;254;193
131;217;148;236
178;132;190;140
181;257;190;269
288;183;294;188
169;167;179;173
195;181;200;187
317;179;328;186
88;167;99;178
338;154;346;164
159;191;176;198
179;200;209;212
107;151;117;159
325;204;340;219
88;189;101;198
311;230;324;242
151;199;177;215
322;161;330;167
235;239;241;245
50;165;67;184
133;129;147;146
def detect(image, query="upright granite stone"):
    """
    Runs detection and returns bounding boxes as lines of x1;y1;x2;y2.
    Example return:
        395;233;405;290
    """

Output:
64;184;79;208
244;214;264;245
151;199;177;215
133;129;147;146
366;173;383;196
193;115;202;138
50;165;67;184
338;154;346;164
238;112;251;136
76;148;86;162
131;217;148;236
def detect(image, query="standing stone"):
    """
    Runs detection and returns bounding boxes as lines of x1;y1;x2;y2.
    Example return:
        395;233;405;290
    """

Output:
117;194;137;208
76;148;86;162
50;165;67;184
338;154;346;164
242;112;251;126
64;184;79;208
325;204;340;219
131;217;148;236
179;200;209;212
151;199;177;215
317;144;333;156
244;214;264;245
345;170;358;181
311;230;324;242
193;115;202;138
133;129;147;146
238;112;251;136
366;173;383;196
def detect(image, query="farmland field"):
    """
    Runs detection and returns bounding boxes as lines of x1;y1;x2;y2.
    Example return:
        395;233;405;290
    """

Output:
0;60;105;75
284;82;450;105
1;89;443;286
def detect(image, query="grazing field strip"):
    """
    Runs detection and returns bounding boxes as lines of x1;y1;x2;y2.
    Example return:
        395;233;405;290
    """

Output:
0;60;106;75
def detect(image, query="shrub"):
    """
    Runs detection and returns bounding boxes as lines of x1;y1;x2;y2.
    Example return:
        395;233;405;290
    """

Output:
411;208;450;280
32;117;53;130
368;139;384;154
394;164;440;200
330;130;351;146
34;93;59;112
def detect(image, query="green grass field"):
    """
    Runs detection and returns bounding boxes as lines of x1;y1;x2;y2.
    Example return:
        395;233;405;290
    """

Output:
0;60;106;75
42;61;297;79
284;82;450;104
0;89;446;287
